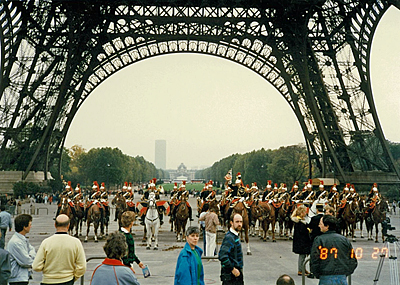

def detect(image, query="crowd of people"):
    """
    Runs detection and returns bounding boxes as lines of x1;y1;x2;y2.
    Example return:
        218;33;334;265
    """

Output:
1;171;385;285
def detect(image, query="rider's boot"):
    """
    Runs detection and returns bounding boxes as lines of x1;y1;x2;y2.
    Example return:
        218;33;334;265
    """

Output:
248;209;255;226
171;206;177;221
54;206;60;220
83;207;88;222
71;206;77;220
140;214;145;226
189;206;194;221
159;214;164;225
227;207;233;221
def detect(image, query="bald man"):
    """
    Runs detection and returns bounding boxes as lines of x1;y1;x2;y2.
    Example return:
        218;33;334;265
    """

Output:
32;215;86;285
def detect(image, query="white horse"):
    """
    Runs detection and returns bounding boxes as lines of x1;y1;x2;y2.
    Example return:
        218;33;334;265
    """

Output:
145;192;160;250
309;197;328;218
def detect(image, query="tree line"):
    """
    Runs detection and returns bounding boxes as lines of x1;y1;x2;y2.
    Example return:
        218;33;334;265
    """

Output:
13;140;400;197
59;145;167;191
196;141;400;199
195;144;310;189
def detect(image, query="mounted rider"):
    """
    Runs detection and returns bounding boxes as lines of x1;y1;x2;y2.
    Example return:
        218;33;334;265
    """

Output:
55;181;75;219
170;182;178;197
337;183;351;219
226;172;254;226
327;183;339;205
119;181;128;198
171;181;194;222
249;182;259;200
316;181;328;200
262;180;273;201
348;184;359;201
199;181;216;213
73;183;85;213
125;182;135;211
84;181;104;222
100;182;110;223
366;183;382;216
139;179;165;225
289;181;299;198
301;179;315;205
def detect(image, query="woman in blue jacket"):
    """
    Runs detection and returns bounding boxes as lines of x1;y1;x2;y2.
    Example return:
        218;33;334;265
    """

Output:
174;226;205;285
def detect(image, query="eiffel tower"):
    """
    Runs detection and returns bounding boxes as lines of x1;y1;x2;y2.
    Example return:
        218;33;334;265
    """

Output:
0;0;399;184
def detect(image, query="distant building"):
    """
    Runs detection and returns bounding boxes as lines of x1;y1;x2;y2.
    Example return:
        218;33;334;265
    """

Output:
155;140;166;169
168;163;196;182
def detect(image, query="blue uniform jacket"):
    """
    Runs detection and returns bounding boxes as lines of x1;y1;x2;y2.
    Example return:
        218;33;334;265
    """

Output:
174;242;204;285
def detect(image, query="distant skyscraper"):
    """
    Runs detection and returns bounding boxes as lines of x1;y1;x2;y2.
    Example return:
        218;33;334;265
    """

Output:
155;140;166;169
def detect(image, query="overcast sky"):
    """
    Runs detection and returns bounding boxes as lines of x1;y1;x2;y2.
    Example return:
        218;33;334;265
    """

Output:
65;7;400;170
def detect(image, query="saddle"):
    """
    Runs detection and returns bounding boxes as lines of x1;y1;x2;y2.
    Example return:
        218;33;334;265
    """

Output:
229;198;250;209
272;201;283;209
174;200;190;208
88;201;103;209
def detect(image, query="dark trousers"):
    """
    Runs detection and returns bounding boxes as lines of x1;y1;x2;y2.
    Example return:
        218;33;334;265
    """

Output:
221;269;244;285
41;278;74;285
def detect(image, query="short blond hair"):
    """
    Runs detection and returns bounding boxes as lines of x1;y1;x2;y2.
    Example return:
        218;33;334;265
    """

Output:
121;211;136;227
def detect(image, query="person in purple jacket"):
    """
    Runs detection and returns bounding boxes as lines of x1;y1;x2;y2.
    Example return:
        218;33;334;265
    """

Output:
90;232;140;285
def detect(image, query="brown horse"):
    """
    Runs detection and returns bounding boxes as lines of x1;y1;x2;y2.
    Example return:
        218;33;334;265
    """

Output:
258;201;276;242
169;196;177;232
175;197;190;242
73;202;84;237
111;195;127;230
59;197;76;236
84;203;102;242
342;199;359;242
366;199;388;243
231;200;252;255
276;193;294;239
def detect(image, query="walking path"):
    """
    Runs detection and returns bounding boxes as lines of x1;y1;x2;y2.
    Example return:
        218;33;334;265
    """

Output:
5;196;400;284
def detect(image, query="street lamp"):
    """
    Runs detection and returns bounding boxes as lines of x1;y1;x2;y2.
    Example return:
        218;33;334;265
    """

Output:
106;163;110;190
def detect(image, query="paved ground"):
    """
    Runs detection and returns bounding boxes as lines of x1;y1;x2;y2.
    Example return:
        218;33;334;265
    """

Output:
4;197;400;285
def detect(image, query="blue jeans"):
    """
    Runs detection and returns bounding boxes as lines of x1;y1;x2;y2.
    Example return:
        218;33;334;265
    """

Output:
319;275;347;285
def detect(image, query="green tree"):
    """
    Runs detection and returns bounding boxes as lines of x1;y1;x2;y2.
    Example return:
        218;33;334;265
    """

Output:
267;144;308;186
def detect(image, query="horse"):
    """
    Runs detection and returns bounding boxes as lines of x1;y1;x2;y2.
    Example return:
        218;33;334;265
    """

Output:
275;193;294;238
111;195;127;230
73;202;84;237
100;195;110;237
257;201;276;242
342;199;359;242
357;195;368;239
84;203;102;242
231;199;251;255
219;195;232;231
168;196;177;232
366;199;388;243
249;199;261;237
59;196;76;236
144;192;162;250
175;196;190;242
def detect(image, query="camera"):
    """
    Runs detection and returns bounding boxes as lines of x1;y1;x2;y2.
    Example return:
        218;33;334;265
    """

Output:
382;217;396;236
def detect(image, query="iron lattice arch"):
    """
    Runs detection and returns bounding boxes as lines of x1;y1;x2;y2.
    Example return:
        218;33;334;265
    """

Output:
0;0;399;183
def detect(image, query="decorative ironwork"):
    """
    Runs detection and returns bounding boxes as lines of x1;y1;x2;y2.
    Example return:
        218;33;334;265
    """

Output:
0;0;399;183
